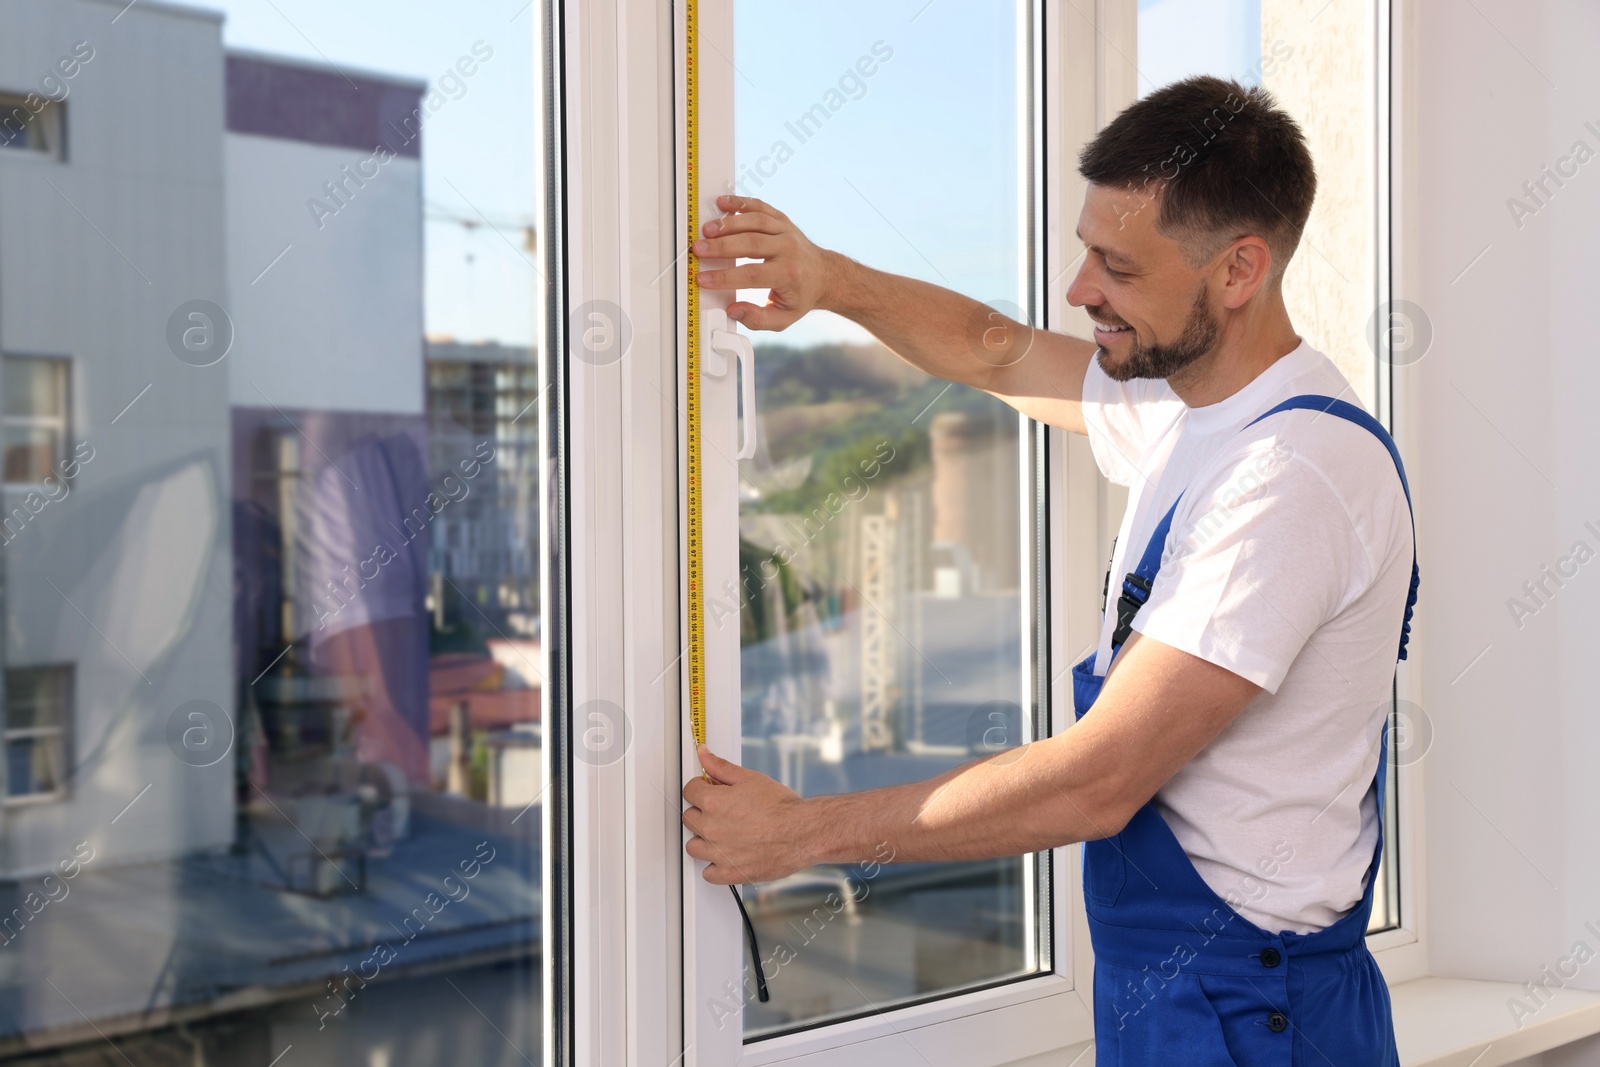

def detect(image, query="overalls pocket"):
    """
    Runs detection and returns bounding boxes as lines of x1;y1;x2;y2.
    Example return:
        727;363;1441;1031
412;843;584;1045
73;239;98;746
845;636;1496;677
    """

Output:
1083;833;1128;907
1099;966;1239;1066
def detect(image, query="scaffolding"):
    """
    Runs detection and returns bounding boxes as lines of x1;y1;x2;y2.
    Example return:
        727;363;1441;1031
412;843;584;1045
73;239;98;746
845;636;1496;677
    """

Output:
859;510;893;751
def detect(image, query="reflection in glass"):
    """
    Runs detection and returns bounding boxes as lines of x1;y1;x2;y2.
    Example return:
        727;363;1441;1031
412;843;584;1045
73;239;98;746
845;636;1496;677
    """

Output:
733;0;1045;1037
4;666;70;799
2;357;68;486
0;4;542;1064
0;93;63;157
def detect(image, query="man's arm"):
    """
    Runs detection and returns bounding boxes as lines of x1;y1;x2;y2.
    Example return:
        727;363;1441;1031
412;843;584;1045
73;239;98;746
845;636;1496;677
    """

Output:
691;194;1099;436
681;631;1262;884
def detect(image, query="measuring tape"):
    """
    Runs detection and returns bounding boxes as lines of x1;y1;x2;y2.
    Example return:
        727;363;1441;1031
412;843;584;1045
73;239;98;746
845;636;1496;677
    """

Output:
684;0;708;762
683;1;772;1003
684;0;757;759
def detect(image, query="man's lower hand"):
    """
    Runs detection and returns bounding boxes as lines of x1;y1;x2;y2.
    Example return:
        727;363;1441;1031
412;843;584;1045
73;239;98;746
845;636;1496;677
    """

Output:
682;744;814;885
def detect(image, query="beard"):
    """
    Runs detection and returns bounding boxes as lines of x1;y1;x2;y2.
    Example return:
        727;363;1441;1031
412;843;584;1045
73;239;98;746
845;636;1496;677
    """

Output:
1094;287;1219;382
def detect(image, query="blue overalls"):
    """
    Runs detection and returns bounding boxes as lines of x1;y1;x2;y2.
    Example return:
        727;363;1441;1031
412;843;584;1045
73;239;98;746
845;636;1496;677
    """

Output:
1071;395;1419;1066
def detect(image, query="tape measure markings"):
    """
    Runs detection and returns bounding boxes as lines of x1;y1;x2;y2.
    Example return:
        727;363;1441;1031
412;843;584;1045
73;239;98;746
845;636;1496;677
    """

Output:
685;0;708;758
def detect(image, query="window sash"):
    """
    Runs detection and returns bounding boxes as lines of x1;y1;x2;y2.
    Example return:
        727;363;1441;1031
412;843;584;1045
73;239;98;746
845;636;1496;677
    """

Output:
676;0;1095;1061
4;664;72;803
0;94;64;157
550;0;1413;1062
2;356;71;487
5;731;66;801
3;727;64;740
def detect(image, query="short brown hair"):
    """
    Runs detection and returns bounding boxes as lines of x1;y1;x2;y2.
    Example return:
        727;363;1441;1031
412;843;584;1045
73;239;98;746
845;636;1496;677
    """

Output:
1078;76;1316;280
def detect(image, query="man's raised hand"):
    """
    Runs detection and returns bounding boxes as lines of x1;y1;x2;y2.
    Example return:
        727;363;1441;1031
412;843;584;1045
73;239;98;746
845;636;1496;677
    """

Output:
692;195;845;332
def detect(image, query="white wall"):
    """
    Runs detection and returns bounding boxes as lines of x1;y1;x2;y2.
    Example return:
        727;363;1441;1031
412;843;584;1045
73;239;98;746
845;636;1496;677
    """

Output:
225;134;424;415
1410;0;1600;995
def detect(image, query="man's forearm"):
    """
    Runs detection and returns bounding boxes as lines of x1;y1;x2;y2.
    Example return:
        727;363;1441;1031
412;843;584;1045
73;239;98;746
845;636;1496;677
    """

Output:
797;737;1122;867
819;249;1027;392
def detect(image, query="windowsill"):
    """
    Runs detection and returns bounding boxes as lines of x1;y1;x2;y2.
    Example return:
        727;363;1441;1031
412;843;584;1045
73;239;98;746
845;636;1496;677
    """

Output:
0;148;65;165
1;791;65;808
1394;976;1600;1066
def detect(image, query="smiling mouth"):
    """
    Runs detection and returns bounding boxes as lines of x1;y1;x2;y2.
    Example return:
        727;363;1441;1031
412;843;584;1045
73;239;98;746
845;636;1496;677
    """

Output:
1093;321;1132;334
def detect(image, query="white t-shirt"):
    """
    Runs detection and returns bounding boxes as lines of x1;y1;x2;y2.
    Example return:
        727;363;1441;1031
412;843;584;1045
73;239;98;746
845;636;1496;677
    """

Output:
1080;338;1413;935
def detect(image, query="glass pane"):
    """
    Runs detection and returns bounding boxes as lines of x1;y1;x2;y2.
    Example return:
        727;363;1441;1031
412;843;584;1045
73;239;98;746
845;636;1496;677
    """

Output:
6;735;63;797
3;426;61;485
733;0;1042;1037
6;735;63;799
3;357;66;419
0;5;544;1065
0;96;58;155
5;666;69;730
1136;0;1393;931
1136;0;1261;90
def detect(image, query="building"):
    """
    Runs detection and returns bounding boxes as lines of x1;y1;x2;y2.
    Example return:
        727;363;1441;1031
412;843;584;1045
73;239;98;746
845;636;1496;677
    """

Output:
424;339;541;639
0;0;236;879
0;2;541;1062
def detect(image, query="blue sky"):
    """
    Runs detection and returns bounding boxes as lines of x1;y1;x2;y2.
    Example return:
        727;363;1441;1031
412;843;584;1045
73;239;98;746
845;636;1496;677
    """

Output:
729;0;1023;348
196;0;1258;349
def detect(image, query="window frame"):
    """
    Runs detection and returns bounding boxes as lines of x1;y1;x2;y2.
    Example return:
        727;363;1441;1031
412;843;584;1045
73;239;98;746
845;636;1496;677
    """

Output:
548;0;1417;1062
2;663;73;806
1368;0;1428;987
542;0;685;1063
2;353;72;492
0;91;66;161
547;0;1108;1059
681;1;1090;1062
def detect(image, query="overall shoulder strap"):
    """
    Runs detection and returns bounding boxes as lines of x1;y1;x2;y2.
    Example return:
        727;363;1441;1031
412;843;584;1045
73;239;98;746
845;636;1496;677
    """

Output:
1110;494;1182;655
1245;394;1419;661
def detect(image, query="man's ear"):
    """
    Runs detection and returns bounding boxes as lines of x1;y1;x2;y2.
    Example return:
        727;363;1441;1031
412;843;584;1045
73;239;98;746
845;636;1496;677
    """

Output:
1217;235;1274;310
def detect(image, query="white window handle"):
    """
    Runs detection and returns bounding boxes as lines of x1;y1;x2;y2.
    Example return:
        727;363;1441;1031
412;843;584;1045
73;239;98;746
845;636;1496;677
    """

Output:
703;307;757;460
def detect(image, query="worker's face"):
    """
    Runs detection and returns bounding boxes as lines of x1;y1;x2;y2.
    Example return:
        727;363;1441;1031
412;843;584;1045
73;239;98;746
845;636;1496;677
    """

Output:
1065;183;1227;382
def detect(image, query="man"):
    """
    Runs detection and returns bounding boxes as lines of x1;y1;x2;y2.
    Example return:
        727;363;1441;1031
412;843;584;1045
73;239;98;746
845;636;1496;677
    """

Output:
681;76;1415;1064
